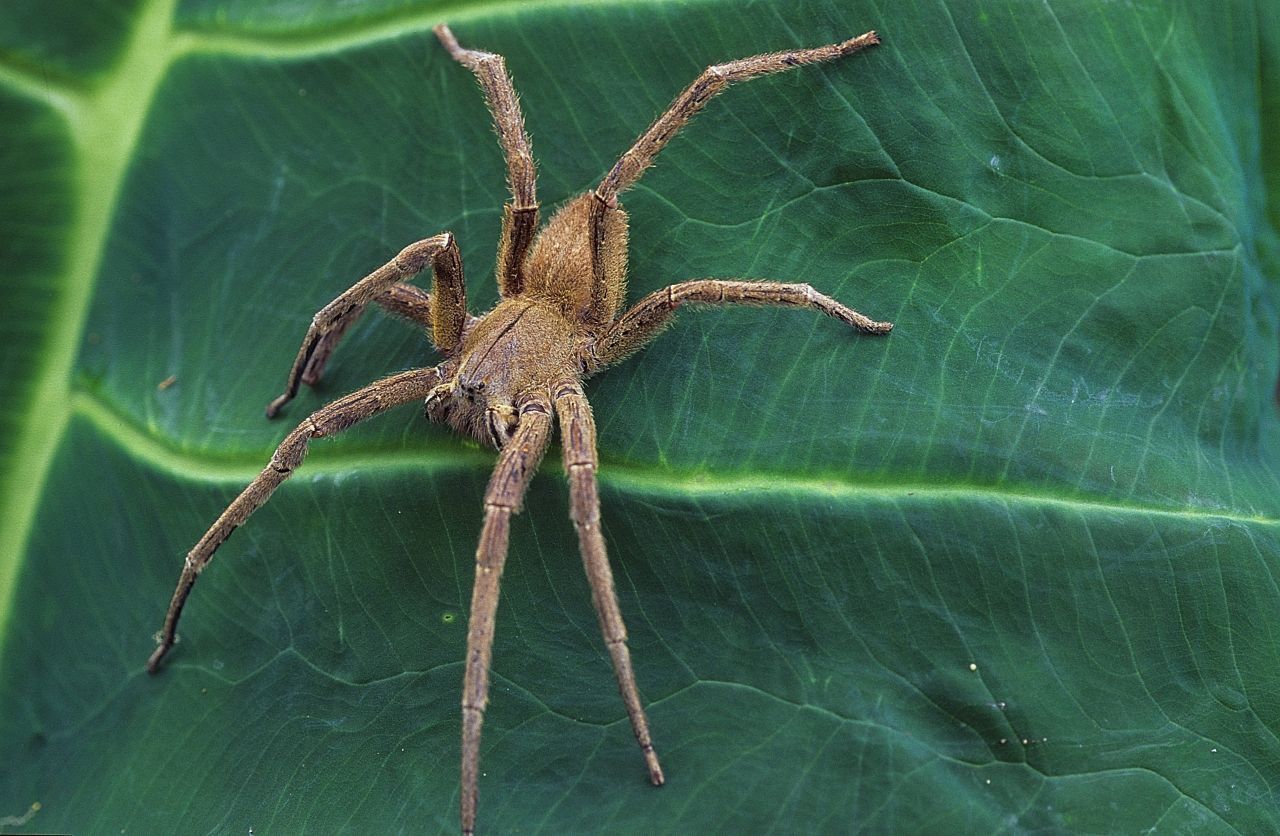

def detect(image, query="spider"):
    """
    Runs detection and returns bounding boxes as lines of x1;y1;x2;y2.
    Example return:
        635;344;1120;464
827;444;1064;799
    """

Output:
146;23;891;834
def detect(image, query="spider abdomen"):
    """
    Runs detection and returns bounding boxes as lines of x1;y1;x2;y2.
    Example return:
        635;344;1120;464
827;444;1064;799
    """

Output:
523;194;629;322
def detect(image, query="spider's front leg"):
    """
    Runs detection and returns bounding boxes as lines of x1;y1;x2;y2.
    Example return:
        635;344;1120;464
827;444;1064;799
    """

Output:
436;24;539;297
461;392;554;836
298;283;436;389
146;366;443;673
267;233;467;417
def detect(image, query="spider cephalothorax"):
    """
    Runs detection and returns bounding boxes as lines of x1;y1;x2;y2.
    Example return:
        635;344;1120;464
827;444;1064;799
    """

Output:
146;23;890;835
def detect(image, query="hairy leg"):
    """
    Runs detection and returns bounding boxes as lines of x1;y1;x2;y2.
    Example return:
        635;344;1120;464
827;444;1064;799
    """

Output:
584;30;880;326
461;393;553;836
553;378;664;785
436;24;539;297
591;279;892;369
267;233;464;418
597;30;879;203
371;282;434;326
146;366;444;673
300;284;462;387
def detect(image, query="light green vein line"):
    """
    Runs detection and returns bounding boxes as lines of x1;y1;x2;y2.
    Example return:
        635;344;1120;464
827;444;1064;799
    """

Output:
0;56;84;117
0;0;726;106
0;0;719;99
171;0;726;63
69;389;1280;529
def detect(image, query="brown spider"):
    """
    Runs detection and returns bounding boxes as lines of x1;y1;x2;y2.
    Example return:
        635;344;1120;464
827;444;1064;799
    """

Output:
146;23;891;834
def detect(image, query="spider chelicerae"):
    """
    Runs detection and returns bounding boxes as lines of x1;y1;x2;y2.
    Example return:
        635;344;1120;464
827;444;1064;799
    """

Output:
146;23;891;834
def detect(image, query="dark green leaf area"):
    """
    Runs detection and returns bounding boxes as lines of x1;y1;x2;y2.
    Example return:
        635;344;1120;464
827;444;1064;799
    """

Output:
0;90;74;507
77;3;1277;520
0;92;73;272
1257;0;1280;281
0;0;146;79
2;415;1277;832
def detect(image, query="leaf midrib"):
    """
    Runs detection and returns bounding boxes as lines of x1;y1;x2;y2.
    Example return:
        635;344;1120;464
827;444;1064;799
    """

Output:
71;388;1279;527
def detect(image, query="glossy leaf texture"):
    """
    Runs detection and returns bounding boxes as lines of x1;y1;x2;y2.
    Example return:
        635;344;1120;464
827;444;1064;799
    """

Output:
2;0;1279;832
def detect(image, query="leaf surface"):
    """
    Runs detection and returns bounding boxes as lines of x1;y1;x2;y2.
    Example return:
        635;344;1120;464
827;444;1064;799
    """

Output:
2;0;1279;832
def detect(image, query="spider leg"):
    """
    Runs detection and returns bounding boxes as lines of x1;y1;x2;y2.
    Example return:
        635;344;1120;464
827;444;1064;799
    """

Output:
553;378;665;785
461;393;554;836
584;31;880;325
590;279;892;369
371;282;434;326
267;233;466;418
146;366;444;674
302;283;470;388
597;30;879;203
436;24;539;297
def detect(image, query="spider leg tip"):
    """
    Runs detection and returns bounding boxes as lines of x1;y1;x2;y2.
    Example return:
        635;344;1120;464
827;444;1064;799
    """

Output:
645;753;665;786
843;30;881;53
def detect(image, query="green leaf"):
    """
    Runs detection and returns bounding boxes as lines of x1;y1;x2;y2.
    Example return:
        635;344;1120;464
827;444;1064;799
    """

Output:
3;0;1279;833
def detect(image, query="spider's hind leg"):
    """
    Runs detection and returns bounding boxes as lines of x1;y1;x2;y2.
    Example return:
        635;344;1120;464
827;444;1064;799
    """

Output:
146;366;443;673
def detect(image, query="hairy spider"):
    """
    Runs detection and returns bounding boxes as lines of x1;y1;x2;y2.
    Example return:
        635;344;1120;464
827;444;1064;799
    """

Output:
146;23;891;834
